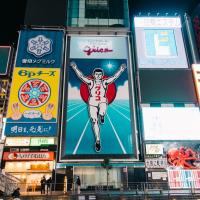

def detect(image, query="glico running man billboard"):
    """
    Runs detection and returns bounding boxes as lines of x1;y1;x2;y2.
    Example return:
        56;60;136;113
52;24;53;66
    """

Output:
5;30;64;136
60;36;137;160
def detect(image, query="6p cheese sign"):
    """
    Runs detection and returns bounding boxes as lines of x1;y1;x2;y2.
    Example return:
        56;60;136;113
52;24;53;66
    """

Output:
5;68;60;136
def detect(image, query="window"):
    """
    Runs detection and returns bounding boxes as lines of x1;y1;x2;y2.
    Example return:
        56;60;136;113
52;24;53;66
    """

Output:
85;0;109;19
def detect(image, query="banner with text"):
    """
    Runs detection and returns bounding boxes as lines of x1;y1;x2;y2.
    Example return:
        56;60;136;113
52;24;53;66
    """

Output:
5;30;64;136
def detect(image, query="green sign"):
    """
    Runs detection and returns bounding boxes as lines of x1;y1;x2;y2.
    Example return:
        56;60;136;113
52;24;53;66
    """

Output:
30;137;54;146
0;47;11;75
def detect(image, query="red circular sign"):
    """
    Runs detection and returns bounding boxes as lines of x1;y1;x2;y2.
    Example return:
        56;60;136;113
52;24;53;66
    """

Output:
18;79;51;108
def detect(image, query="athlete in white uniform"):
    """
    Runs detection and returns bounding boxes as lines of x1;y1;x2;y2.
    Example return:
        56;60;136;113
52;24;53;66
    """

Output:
70;62;126;152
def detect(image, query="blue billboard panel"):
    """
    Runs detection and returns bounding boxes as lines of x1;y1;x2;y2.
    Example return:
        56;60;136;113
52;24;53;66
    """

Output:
5;30;64;136
60;36;137;160
5;123;56;136
16;30;64;68
144;29;177;57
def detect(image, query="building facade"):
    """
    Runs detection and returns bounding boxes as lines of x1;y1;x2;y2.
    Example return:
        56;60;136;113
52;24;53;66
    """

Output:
2;0;200;192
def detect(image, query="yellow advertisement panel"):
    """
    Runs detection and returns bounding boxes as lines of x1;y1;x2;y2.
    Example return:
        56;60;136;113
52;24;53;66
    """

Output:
5;67;60;136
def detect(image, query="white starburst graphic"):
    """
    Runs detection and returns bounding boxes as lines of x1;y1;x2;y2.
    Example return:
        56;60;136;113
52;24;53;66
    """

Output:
27;35;53;57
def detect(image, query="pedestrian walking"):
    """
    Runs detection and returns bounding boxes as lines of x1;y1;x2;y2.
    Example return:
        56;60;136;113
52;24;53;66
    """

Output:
46;177;52;194
76;176;81;194
40;176;46;194
12;187;20;200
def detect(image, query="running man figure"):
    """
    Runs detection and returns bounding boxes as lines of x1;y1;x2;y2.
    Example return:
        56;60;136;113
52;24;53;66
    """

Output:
70;62;126;152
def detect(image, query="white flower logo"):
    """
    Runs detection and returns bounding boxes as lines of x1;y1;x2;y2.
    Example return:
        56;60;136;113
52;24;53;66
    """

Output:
27;35;53;57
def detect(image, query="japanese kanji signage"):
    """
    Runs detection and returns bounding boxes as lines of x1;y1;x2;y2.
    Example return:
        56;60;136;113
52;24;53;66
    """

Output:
16;30;63;68
5;30;64;136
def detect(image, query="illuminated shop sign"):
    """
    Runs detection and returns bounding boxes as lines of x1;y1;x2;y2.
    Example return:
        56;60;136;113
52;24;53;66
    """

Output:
192;64;200;104
145;144;163;155
5;137;30;146
3;152;54;161
30;137;54;146
145;158;168;169
70;36;127;59
134;17;181;28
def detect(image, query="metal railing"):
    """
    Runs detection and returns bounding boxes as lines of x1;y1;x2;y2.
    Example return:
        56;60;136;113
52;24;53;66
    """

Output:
1;181;200;200
0;172;20;196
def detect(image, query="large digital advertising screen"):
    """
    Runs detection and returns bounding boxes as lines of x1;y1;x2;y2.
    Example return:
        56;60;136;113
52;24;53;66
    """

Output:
60;36;137;161
5;30;64;136
142;107;200;140
134;17;188;68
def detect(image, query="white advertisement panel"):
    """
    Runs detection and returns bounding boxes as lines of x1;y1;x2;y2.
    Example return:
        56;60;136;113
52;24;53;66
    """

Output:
5;137;30;146
146;144;163;154
142;107;200;140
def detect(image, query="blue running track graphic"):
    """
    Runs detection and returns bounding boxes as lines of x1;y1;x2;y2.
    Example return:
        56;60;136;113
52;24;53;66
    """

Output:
65;100;134;155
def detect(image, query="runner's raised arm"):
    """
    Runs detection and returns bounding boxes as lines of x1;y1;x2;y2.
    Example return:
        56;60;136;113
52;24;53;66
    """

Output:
70;62;92;84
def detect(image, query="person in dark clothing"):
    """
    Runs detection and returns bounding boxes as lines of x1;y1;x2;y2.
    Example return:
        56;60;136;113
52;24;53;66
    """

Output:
76;176;81;194
40;176;46;194
46;177;52;194
12;188;20;199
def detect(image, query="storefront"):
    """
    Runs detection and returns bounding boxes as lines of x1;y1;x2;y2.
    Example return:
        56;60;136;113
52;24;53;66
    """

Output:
74;166;122;190
3;151;55;192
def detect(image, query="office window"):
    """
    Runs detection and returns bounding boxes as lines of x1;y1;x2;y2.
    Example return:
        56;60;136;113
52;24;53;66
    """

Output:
85;0;109;18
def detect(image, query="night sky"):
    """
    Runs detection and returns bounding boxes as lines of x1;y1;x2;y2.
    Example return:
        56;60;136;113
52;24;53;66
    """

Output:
0;0;27;46
0;0;199;46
